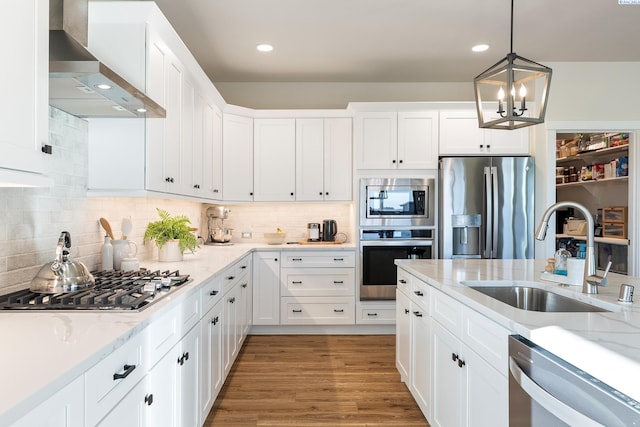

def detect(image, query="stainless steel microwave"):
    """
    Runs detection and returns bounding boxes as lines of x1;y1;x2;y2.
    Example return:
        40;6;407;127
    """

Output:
360;178;435;227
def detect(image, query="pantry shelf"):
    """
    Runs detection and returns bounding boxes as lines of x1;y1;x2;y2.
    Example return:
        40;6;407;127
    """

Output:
556;176;628;188
557;234;629;246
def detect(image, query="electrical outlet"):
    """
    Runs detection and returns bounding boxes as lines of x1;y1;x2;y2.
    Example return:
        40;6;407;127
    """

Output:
241;232;252;239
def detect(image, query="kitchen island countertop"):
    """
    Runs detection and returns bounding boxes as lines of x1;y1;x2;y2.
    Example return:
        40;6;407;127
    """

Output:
396;258;640;402
0;242;355;426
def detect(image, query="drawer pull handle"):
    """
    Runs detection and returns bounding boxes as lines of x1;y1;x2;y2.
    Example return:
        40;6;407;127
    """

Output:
292;281;303;284
227;275;235;280
145;394;154;406
334;309;344;313
414;291;424;297
292;258;303;261
333;280;344;284
399;279;407;284
240;265;247;269
413;311;423;317
367;312;378;316
209;290;219;296
292;309;303;313
333;258;344;261
113;364;136;381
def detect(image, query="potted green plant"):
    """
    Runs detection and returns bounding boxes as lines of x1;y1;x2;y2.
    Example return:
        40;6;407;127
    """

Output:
144;208;199;261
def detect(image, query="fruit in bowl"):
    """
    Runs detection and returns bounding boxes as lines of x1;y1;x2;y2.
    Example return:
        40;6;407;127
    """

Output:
264;229;286;245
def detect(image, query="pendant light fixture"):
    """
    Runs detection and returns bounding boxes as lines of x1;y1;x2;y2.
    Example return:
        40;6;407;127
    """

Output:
473;0;552;130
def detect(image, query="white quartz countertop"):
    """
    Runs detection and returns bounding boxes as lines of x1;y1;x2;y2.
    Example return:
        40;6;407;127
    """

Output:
395;258;640;401
0;242;355;426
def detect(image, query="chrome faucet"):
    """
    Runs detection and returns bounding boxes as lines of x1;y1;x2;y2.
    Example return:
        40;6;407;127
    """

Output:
535;201;602;294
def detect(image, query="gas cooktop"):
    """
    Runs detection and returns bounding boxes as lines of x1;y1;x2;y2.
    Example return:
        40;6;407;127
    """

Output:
0;269;190;312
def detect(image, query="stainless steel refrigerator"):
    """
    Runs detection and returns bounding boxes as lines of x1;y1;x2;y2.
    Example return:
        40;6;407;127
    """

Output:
439;156;534;259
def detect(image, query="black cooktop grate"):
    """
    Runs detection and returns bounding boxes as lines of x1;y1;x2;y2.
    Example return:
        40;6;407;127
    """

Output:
0;269;190;311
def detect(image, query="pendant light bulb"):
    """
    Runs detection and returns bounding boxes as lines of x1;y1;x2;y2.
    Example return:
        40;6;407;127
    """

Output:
497;87;505;101
519;84;527;98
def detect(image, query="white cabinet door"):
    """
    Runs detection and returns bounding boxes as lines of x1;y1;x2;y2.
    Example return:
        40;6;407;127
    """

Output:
252;252;281;325
398;111;439;169
189;90;205;197
439;110;488;156
395;289;411;382
223;283;241;375
296;118;325;201
238;272;253;341
202;103;223;199
323;118;353;200
431;321;463;427
178;76;195;195
253;119;296;201
0;0;48;181
199;301;224;421
177;326;200;427
222;114;254;201
146;341;179;426
296;118;352;201
410;303;432;419
355;112;397;169
462;343;508;427
97;378;148;427
12;376;84;427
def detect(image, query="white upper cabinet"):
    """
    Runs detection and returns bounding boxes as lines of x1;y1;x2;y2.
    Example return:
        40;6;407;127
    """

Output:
0;0;50;185
355;111;438;169
253;119;296;201
439;109;529;156
222;114;254;201
296;118;352;201
202;103;223;199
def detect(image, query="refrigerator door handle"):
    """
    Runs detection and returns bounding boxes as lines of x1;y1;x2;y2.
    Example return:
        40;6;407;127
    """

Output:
484;166;492;258
491;166;499;259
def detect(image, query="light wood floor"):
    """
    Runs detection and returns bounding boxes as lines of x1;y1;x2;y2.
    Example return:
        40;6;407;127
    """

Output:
204;335;430;427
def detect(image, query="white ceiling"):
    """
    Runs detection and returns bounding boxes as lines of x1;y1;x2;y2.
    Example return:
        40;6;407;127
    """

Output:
144;0;640;85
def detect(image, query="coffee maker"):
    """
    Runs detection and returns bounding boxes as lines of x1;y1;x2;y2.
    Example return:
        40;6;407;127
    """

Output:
322;219;337;242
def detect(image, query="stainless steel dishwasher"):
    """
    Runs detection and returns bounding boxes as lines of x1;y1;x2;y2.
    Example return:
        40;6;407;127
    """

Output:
509;335;640;426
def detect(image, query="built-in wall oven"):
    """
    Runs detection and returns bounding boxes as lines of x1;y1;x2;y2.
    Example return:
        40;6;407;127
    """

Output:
359;177;436;301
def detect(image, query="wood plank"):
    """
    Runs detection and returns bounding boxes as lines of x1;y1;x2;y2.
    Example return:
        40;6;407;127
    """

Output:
204;335;430;426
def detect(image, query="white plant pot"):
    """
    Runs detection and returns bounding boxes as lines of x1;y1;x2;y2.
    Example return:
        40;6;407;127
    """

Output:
158;240;183;262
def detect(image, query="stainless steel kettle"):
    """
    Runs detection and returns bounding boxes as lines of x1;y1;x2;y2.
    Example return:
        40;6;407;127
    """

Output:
30;231;95;293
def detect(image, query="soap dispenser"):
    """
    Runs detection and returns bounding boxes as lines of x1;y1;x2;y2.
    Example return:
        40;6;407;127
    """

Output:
554;243;571;276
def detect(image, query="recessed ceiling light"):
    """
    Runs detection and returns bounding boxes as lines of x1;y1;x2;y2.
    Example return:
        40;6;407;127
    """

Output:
136;108;147;113
95;83;112;90
472;44;490;53
256;44;273;52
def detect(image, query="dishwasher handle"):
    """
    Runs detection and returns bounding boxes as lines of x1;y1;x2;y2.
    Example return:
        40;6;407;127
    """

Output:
509;356;605;427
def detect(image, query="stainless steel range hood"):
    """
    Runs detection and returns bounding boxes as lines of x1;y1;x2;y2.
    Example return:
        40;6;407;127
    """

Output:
49;0;166;118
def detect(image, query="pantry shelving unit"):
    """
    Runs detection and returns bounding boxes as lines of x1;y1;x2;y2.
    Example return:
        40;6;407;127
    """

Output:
555;133;630;274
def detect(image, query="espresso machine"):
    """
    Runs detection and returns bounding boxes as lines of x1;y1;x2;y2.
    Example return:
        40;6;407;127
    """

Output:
206;206;233;245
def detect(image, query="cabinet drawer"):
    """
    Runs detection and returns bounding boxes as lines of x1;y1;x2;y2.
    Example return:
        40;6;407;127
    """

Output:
462;306;510;376
147;291;200;367
281;251;355;268
431;288;463;338
410;277;430;313
221;255;252;294
281;268;355;296
85;332;146;426
200;275;222;314
397;268;412;293
358;306;396;324
280;297;355;325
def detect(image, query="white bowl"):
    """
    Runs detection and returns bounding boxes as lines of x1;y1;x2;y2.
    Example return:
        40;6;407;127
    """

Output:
264;232;286;245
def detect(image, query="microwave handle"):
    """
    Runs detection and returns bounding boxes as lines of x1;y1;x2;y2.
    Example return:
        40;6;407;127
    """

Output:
509;357;605;427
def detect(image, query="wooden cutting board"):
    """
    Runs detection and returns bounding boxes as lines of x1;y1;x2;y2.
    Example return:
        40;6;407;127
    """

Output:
296;240;343;245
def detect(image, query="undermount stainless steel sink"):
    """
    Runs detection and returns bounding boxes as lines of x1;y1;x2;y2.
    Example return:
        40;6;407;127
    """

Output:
469;286;610;313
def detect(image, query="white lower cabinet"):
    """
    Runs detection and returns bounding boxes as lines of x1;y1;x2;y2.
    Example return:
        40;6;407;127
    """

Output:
12;375;84;427
397;267;509;427
199;301;223;422
252;251;281;325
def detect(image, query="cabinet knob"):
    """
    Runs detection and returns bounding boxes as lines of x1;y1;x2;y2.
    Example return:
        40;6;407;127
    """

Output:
213;189;219;193
41;144;53;154
399;159;403;164
325;192;329;196
451;353;458;362
458;358;466;368
487;145;491;150
241;283;248;288
229;297;236;304
193;184;200;189
145;394;154;406
392;159;396;164
399;279;407;284
249;192;254;196
404;308;410;314
290;192;294;196
319;191;324;196
209;290;218;296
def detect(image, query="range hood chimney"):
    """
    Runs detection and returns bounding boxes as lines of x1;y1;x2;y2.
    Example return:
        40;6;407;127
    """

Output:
49;0;166;118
